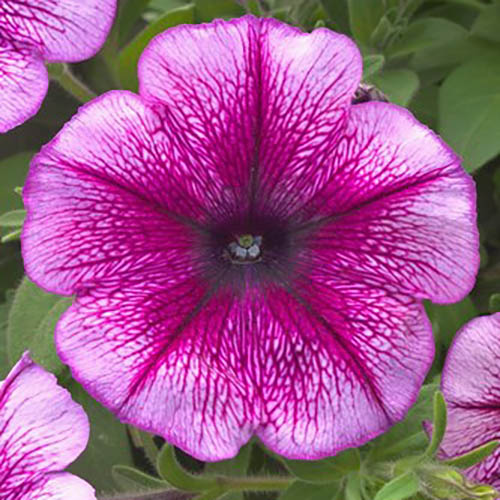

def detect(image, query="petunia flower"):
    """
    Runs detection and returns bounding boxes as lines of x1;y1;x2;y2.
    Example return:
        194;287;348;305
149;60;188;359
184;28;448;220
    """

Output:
22;16;479;461
0;352;95;500
0;0;116;133
435;313;500;494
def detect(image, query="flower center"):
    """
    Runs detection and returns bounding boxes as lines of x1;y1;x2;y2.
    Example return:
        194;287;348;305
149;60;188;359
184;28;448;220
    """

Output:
226;234;262;264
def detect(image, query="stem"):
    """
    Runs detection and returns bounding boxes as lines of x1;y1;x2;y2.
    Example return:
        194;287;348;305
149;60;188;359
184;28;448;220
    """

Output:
157;445;218;492
157;445;292;499
47;63;97;103
220;476;292;492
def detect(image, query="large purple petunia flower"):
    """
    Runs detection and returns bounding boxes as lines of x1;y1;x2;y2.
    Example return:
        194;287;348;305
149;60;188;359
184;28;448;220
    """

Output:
22;16;479;460
437;314;500;493
0;0;116;133
0;353;95;500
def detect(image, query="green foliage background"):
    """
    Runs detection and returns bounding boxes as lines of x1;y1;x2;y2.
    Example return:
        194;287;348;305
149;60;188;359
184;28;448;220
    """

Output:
1;1;500;499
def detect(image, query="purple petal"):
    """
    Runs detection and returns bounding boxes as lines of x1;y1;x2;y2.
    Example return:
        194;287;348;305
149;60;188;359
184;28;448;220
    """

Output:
0;40;47;132
0;0;116;61
0;353;90;496
56;280;256;461
138;15;361;217
256;279;434;458
22;473;96;500
22;91;207;295
303;102;478;304
56;273;433;460
440;314;500;488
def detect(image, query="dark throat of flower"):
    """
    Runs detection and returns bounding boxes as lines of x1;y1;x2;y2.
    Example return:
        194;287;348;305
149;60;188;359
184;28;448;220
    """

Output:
198;214;311;293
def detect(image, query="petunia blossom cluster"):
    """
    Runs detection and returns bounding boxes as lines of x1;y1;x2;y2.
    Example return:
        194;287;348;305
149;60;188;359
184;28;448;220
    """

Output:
0;353;95;500
21;15;479;461
0;0;116;133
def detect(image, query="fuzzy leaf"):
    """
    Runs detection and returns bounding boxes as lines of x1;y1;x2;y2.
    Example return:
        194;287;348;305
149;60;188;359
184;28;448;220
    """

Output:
387;17;467;58
113;465;169;492
194;0;245;22
444;440;500;469
425;391;447;457
370;69;419;106
119;4;195;91
6;276;69;375
0;209;26;228
374;473;419;500
347;0;385;46
439;56;500;172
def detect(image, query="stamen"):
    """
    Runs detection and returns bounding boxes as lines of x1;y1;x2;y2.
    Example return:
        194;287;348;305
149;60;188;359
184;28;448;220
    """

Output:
226;235;262;264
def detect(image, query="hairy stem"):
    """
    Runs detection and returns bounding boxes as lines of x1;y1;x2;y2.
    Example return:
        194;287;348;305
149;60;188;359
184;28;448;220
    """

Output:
47;63;97;103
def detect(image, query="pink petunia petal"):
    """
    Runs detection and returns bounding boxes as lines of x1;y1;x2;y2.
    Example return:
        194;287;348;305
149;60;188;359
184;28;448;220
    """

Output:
138;16;361;218
56;273;433;460
0;353;90;495
440;314;500;489
0;0;116;62
22;91;210;296
255;278;434;458
0;40;47;132
22;472;96;500
301;102;478;304
56;280;257;461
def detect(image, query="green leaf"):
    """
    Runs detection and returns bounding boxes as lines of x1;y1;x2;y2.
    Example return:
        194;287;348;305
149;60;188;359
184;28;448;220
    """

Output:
439;56;500;172
194;0;245;22
374;472;419;500
369;14;393;49
444;440;500;469
6;277;69;375
472;2;500;44
387;17;467;58
67;381;135;493
118;4;195;91
0;209;26;228
370;69;419;106
118;0;152;45
112;465;169;492
425;297;477;350
424;391;447;457
0;289;15;378
410;85;439;129
345;472;363;500
320;0;350;33
0;152;32;215
149;0;188;12
0;242;23;301
278;480;341;500
30;297;72;374
284;448;360;483
347;0;385;46
411;36;500;72
1;229;21;243
363;54;385;79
